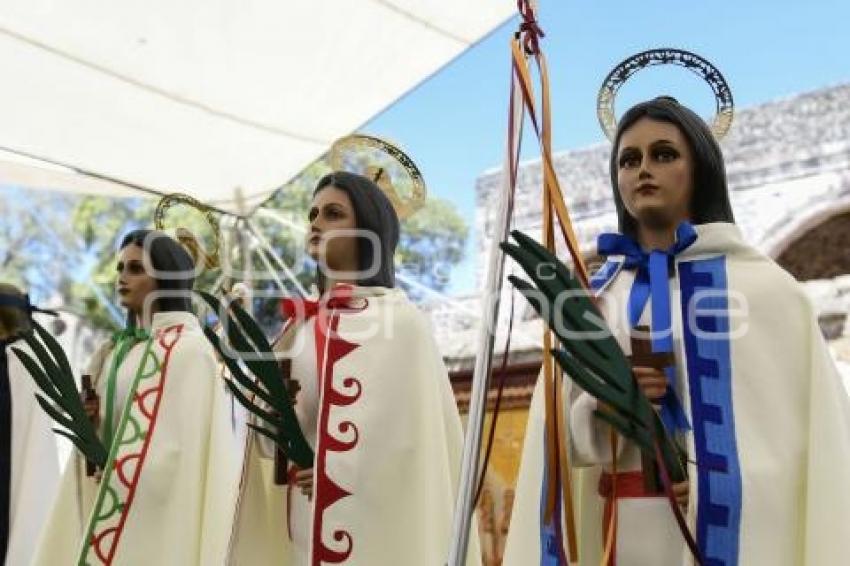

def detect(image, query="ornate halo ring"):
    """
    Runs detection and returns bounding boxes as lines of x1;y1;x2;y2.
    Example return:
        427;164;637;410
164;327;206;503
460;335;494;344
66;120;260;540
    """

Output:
329;134;427;220
597;48;734;142
153;192;221;271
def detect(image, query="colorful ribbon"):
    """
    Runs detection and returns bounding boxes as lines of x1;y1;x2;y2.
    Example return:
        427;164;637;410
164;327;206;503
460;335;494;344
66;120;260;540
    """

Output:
511;1;585;558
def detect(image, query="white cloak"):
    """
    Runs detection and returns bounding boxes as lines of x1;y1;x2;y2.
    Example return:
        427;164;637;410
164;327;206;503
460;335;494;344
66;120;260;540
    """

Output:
4;341;60;566
503;223;850;566
202;324;251;565
229;285;480;565
32;311;229;565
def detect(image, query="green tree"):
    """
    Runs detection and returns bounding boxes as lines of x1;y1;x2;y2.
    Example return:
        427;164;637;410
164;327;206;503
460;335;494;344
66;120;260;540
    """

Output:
65;157;469;334
70;194;221;330
256;159;469;303
0;187;80;302
397;198;468;299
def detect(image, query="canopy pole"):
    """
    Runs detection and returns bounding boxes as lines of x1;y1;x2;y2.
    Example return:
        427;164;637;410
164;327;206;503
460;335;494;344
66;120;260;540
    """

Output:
246;226;296;295
243;218;308;297
233;188;255;313
446;63;525;566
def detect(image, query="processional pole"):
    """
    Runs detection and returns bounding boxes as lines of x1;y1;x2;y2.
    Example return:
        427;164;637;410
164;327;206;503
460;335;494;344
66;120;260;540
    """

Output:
233;187;255;310
445;5;531;564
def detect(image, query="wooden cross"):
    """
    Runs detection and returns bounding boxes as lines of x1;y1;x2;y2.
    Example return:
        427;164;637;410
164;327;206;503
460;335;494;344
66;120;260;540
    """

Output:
80;374;100;477
627;325;675;493
627;325;674;369
274;359;301;485
286;377;301;404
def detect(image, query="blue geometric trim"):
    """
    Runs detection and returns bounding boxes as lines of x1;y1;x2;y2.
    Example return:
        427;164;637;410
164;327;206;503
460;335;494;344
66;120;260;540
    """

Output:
679;257;742;566
590;259;622;294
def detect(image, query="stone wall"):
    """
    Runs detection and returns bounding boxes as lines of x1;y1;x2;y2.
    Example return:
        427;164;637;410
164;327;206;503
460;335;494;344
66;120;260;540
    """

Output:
474;83;850;288
430;83;850;367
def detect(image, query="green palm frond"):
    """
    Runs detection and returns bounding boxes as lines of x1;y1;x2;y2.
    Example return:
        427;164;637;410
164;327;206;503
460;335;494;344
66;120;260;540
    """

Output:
501;230;685;481
199;291;313;468
11;320;107;467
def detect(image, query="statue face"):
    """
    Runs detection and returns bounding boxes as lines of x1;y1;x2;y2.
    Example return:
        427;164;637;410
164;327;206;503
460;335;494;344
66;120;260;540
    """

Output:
116;244;157;316
307;186;360;278
616;117;695;236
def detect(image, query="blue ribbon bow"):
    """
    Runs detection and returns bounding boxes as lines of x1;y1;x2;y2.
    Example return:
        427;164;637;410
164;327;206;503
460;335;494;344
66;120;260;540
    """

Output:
597;222;698;433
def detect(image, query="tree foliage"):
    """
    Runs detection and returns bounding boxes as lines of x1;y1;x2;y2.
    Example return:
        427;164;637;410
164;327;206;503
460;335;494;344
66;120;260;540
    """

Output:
0;187;78;303
3;157;470;335
257;159;470;304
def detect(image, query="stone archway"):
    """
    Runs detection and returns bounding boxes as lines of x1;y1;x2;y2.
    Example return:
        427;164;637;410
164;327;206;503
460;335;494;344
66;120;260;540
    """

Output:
775;211;850;281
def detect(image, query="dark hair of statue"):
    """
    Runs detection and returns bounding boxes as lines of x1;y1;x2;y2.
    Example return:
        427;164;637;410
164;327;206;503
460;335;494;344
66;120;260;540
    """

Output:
608;96;735;240
313;171;399;290
0;283;32;339
119;230;196;327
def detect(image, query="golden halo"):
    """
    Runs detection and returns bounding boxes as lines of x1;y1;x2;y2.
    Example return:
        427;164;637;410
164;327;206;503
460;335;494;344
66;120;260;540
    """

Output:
597;48;734;142
328;134;427;220
153;193;221;270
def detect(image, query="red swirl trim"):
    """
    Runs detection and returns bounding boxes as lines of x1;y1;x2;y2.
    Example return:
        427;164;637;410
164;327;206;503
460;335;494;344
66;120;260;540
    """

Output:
311;311;361;565
92;324;182;564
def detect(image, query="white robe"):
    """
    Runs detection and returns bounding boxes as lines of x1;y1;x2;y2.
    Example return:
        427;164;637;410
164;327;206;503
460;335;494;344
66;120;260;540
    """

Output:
228;285;480;565
4;341;60;566
503;223;850;566
202;324;251;565
32;311;229;565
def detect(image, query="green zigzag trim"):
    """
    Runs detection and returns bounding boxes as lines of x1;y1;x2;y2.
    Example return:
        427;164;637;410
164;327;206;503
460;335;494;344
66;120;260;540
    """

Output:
77;338;160;566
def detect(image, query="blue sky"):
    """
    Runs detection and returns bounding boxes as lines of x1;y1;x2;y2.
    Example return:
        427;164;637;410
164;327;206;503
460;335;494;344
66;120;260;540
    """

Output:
364;0;850;294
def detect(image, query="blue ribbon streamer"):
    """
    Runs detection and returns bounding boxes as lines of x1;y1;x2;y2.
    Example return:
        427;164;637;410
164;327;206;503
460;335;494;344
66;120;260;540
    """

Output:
597;222;698;432
539;432;569;565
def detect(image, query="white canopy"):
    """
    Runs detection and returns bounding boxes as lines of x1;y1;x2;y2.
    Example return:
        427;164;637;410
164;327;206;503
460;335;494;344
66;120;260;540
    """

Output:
0;0;514;213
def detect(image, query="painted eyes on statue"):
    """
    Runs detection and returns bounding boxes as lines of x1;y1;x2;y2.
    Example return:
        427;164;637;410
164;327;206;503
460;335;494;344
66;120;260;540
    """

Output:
116;261;145;275
307;204;348;223
618;145;680;169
